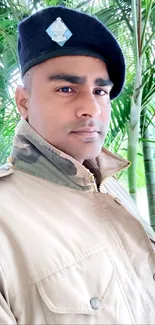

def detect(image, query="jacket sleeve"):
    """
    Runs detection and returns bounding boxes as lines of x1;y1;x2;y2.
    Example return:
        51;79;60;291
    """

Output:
0;264;17;324
102;176;155;252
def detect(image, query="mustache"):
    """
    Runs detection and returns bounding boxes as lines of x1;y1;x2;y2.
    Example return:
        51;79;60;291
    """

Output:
67;118;104;132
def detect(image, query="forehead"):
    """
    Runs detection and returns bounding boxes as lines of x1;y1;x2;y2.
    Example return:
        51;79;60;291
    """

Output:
32;55;109;79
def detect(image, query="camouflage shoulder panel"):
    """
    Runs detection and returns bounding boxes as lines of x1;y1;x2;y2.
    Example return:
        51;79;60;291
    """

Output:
0;164;14;178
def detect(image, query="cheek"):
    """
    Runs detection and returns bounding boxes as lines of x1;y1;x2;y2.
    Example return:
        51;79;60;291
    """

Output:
28;94;52;120
101;105;111;122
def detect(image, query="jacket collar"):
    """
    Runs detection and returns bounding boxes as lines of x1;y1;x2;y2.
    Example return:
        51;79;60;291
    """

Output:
10;118;130;191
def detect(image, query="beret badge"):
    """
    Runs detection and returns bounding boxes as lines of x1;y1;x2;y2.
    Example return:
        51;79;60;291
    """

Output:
46;17;73;47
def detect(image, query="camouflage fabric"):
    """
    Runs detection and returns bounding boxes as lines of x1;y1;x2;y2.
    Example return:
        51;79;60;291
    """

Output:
10;119;96;191
10;118;129;191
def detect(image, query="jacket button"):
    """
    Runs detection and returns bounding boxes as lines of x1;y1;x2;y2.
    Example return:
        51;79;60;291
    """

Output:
114;197;121;205
90;297;101;310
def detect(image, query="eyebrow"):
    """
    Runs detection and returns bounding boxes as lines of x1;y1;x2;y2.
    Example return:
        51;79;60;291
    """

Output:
48;74;85;85
95;78;113;87
47;74;113;87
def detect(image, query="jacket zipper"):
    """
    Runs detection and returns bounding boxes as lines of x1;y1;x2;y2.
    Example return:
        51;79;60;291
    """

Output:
98;162;131;192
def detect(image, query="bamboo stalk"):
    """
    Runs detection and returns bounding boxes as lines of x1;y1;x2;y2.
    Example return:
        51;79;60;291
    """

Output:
141;0;153;51
127;0;143;203
142;126;155;229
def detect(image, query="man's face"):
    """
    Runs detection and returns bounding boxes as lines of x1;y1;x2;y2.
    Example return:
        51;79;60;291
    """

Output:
16;56;113;163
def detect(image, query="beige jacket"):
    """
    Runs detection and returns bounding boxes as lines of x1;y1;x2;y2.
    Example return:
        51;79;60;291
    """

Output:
0;120;155;324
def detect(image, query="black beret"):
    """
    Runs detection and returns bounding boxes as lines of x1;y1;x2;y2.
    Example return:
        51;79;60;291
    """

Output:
18;6;125;99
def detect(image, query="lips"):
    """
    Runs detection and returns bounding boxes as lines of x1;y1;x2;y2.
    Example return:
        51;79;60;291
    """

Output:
70;128;100;140
71;128;100;133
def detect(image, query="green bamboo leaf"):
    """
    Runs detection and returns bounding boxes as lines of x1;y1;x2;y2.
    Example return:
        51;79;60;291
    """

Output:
139;138;155;143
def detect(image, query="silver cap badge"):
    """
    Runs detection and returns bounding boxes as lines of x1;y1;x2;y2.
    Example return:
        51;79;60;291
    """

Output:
46;17;72;47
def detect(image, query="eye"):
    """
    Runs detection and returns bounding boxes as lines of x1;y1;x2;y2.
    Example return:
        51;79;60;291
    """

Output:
94;89;108;96
57;87;74;93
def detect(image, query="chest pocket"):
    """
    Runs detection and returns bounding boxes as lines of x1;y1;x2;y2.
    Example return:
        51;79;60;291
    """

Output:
36;249;134;325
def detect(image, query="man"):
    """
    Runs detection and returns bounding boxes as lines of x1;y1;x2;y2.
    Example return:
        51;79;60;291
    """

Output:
0;6;155;324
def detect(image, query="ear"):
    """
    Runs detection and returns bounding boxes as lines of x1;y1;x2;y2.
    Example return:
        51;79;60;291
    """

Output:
15;86;29;119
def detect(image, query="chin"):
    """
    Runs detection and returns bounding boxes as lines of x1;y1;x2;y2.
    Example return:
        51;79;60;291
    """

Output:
77;147;102;162
58;140;103;163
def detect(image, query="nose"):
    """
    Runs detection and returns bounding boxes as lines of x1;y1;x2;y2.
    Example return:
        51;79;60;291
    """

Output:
75;92;101;119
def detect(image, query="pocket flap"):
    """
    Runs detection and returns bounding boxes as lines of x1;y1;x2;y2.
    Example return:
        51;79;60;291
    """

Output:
37;249;116;314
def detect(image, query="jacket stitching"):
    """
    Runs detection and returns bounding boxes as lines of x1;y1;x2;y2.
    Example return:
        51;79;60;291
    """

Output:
107;220;155;315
